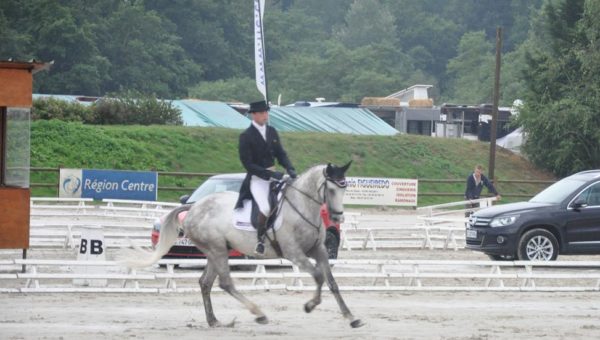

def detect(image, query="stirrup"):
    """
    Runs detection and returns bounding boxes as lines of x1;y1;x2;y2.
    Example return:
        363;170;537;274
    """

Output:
254;242;265;255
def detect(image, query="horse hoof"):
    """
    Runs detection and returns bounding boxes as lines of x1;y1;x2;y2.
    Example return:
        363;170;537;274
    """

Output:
304;302;316;313
255;316;269;324
350;319;365;328
304;302;315;313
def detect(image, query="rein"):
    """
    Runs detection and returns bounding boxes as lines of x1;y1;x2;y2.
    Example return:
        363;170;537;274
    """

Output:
283;180;326;231
283;172;347;229
267;167;348;255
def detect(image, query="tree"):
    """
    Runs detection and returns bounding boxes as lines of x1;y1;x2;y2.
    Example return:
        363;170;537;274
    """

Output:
0;6;31;59
335;0;398;49
96;2;202;98
517;0;600;176
145;0;252;81
444;31;494;104
189;77;263;103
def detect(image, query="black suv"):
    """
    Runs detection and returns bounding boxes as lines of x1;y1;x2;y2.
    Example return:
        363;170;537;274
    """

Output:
466;170;600;261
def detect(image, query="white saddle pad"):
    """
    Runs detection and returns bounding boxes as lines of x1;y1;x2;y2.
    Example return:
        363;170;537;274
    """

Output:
233;199;283;232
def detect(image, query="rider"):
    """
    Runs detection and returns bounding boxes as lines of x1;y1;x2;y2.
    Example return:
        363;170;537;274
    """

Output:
235;100;297;256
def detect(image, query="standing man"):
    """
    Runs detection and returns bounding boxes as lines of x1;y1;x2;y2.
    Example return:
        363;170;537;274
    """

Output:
464;164;501;216
235;100;297;255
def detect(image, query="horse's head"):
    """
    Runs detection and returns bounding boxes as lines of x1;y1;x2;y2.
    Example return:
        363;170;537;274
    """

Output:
323;161;352;223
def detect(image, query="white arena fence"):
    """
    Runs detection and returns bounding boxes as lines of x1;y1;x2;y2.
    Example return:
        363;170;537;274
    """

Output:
340;198;495;251
1;258;600;293
29;197;494;251
29;198;178;249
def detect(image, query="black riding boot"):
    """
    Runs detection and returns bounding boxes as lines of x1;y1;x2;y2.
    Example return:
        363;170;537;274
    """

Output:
254;212;267;256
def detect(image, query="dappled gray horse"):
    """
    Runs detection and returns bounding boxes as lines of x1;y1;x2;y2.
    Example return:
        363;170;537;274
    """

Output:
124;162;363;328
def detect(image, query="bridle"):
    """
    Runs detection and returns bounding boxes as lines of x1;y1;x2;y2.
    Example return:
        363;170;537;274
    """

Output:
282;170;348;231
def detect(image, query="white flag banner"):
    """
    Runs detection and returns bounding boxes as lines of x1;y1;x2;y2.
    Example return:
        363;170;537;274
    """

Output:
254;0;267;100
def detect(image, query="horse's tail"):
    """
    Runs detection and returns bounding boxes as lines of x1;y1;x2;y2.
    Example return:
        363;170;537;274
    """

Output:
120;204;192;268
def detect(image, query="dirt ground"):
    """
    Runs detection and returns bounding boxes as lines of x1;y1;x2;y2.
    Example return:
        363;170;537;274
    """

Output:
2;290;600;339
2;247;600;339
3;207;600;339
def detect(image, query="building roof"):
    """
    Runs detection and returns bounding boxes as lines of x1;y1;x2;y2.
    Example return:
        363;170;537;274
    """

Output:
172;99;250;129
33;94;98;106
0;59;53;74
386;84;432;101
268;107;398;135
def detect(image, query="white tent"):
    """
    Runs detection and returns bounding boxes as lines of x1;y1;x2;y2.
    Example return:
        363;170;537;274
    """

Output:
496;127;524;153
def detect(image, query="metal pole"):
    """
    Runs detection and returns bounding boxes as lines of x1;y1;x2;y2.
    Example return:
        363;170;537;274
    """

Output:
488;27;502;181
22;249;27;273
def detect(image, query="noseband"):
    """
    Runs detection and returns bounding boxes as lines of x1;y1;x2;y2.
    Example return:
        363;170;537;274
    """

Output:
322;169;347;216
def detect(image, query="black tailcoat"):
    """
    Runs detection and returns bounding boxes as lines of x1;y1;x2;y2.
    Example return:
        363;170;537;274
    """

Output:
235;124;294;209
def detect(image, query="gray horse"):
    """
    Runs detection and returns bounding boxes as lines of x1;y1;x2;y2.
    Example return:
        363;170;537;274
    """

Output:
123;162;363;328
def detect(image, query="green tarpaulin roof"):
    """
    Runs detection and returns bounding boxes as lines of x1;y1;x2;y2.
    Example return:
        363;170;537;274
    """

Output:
268;107;398;135
33;94;398;135
173;100;249;129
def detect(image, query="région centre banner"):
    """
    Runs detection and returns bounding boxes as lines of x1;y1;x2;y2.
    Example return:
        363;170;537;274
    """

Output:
59;168;158;201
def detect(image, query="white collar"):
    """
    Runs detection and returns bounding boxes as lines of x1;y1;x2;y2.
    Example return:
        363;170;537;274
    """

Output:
252;121;267;141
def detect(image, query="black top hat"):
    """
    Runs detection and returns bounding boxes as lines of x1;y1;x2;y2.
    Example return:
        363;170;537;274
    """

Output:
248;100;270;113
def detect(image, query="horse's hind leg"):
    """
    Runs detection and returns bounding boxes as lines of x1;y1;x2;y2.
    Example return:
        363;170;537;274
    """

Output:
208;252;268;325
199;260;229;327
199;261;218;326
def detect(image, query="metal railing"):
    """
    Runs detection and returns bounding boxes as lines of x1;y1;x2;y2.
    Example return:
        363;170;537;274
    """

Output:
30;167;555;199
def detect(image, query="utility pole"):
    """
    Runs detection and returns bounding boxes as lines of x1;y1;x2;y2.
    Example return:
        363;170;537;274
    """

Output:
488;27;502;181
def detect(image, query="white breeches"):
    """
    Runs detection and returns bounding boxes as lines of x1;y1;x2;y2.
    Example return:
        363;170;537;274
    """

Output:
250;175;271;215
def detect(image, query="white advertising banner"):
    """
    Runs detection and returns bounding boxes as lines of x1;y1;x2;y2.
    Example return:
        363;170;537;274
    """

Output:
254;0;267;100
344;177;418;207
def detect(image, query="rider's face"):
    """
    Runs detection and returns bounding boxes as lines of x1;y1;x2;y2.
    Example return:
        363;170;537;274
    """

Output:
252;110;269;126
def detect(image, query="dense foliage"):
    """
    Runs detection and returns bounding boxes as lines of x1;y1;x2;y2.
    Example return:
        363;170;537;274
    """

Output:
517;0;600;176
6;0;600;176
32;92;182;125
1;0;541;105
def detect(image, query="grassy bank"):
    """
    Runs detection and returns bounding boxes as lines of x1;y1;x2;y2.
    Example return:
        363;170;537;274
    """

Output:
30;120;555;205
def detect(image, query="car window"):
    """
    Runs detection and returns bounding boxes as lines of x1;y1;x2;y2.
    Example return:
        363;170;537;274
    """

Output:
574;182;600;207
530;178;587;204
187;178;243;203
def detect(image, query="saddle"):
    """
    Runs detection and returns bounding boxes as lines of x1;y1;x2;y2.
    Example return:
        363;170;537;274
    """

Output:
250;180;286;231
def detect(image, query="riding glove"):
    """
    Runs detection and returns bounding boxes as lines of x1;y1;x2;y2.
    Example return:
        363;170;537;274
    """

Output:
287;168;297;179
271;171;284;181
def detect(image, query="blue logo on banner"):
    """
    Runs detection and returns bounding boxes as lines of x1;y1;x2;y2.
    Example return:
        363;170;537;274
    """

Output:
62;175;82;195
81;169;157;201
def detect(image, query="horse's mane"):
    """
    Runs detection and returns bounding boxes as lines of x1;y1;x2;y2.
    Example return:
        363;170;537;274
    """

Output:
299;164;326;177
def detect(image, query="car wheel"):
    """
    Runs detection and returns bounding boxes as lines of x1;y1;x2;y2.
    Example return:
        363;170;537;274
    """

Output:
325;230;339;260
487;254;515;261
517;228;559;261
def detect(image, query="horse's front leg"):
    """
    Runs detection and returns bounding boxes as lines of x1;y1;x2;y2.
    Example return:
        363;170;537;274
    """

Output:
313;245;365;328
288;251;324;313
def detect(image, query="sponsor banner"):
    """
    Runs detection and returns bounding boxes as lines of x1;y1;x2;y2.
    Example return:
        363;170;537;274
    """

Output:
254;0;267;99
59;168;157;201
344;177;418;207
